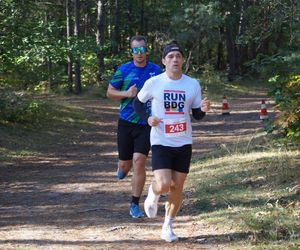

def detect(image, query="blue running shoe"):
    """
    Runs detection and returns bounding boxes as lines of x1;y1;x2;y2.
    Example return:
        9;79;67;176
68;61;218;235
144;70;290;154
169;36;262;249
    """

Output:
129;203;145;218
117;167;128;180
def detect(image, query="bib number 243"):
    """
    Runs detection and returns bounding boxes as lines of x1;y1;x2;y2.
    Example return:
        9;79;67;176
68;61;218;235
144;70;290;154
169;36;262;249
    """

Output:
164;119;187;137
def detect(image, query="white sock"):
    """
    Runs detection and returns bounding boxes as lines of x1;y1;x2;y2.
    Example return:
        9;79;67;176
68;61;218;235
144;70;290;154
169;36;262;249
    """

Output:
148;184;160;203
163;216;174;229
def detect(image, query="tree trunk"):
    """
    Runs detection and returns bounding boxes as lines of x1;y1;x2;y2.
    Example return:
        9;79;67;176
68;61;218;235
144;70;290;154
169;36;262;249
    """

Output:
225;25;237;81
84;13;88;37
237;0;248;75
45;12;54;89
250;41;257;59
113;0;121;54
74;0;81;94
96;0;106;85
184;50;192;74
239;45;248;75
216;39;224;70
207;46;212;64
66;0;73;92
140;0;144;34
47;56;53;90
127;0;133;37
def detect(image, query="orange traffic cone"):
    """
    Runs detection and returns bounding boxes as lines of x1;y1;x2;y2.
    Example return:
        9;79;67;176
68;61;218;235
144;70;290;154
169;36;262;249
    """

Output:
260;100;268;120
222;95;230;115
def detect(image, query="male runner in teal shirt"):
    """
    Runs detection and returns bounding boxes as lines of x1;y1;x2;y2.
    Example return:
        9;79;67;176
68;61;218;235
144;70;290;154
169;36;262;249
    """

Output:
107;35;161;218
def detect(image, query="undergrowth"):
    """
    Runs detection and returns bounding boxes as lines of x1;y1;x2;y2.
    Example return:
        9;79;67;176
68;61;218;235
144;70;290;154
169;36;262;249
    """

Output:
0;94;88;160
188;134;300;249
0;89;50;124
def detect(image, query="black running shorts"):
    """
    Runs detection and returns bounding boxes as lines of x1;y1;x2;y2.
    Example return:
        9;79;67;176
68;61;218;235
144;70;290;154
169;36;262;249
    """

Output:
117;119;151;160
151;144;192;173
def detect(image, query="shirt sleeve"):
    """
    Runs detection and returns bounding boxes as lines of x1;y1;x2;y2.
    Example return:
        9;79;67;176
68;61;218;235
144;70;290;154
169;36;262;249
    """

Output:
109;67;123;89
137;77;154;103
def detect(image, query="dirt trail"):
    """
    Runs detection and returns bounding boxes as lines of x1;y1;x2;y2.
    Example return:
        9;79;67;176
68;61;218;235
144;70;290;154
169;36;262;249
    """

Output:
0;93;273;250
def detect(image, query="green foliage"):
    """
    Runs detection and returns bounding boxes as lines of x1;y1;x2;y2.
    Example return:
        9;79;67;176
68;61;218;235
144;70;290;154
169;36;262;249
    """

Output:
247;50;300;141
239;0;297;49
0;89;49;124
0;1;66;86
1;0;299;94
171;2;222;66
246;52;299;79
269;74;300;140
199;63;224;90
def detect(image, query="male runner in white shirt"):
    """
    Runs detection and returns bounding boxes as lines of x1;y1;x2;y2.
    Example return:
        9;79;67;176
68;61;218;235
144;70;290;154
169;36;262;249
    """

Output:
134;42;211;242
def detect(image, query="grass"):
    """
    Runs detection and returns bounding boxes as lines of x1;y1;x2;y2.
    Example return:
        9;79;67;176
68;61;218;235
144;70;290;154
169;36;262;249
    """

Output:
0;98;89;160
193;67;269;101
186;74;299;249
187;135;300;249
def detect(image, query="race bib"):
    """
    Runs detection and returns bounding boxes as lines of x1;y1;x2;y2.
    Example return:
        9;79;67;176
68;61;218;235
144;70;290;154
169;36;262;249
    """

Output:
164;119;187;137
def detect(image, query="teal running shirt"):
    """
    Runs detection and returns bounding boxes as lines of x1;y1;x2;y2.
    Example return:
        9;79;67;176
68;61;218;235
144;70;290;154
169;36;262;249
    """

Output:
110;60;162;125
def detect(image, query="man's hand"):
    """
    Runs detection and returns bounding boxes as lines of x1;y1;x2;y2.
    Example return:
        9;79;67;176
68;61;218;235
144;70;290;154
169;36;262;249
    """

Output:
201;97;211;112
126;84;137;98
148;116;162;127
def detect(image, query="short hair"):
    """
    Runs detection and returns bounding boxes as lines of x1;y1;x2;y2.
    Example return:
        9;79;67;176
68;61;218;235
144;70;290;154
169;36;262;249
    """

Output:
130;35;147;47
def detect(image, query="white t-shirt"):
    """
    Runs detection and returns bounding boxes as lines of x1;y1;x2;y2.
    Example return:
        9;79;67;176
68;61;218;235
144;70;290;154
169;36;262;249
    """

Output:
137;72;202;147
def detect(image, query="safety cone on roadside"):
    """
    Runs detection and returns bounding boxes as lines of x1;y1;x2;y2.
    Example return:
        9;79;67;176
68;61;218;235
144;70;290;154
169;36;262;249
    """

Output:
222;95;230;115
260;100;269;120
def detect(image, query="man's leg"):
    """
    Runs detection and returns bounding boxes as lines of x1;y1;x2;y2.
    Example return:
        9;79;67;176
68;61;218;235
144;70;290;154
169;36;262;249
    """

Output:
165;171;187;217
144;169;172;218
131;152;147;197
129;152;147;218
152;169;172;194
161;171;187;242
117;160;132;179
116;124;133;179
129;124;151;218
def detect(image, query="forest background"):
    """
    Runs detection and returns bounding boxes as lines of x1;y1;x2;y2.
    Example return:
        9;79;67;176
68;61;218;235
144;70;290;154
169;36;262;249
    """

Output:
0;1;300;249
0;0;299;139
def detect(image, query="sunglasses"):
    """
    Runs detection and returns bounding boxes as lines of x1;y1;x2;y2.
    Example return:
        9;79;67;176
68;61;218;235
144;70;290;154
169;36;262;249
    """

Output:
131;46;147;54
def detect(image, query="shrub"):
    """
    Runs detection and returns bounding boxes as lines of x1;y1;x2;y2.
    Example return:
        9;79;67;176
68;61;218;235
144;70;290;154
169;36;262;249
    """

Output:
0;89;49;124
269;75;300;141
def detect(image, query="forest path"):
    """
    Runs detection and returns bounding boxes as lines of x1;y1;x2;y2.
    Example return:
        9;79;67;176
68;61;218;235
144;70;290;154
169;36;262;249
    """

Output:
0;92;273;250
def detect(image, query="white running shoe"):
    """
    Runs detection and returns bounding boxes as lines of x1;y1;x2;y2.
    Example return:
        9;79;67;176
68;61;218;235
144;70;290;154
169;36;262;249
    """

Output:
161;225;178;242
144;184;159;218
